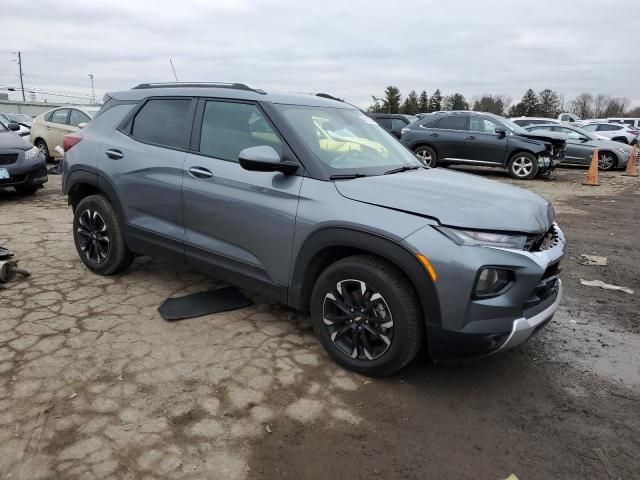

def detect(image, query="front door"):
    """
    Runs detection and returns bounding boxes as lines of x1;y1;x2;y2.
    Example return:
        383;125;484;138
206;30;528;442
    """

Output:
465;116;508;164
554;126;594;165
98;97;195;262
182;99;302;299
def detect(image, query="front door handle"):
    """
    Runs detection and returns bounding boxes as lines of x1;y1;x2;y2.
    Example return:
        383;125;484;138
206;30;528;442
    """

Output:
105;149;124;160
188;166;213;179
429;133;439;137
466;135;476;140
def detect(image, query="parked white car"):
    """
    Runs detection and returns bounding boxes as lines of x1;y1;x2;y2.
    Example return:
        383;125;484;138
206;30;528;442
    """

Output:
580;122;638;145
29;107;93;161
558;112;581;123
511;117;560;127
606;117;640;129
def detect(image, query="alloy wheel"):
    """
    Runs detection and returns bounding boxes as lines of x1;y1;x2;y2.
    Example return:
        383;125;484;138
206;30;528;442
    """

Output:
415;149;433;167
512;156;534;177
598;153;614;170
77;209;110;264
322;279;394;361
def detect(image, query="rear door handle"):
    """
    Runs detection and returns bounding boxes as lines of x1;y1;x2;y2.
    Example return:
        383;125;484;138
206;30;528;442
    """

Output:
188;166;213;179
429;133;439;137
105;149;124;160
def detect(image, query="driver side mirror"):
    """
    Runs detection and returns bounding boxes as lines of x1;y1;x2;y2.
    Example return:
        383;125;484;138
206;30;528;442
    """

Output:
495;127;506;138
579;136;589;142
7;122;20;132
238;146;298;175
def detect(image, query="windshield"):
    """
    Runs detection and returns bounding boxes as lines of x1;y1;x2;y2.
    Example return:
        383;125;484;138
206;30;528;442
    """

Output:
496;116;529;135
6;113;32;124
274;105;421;176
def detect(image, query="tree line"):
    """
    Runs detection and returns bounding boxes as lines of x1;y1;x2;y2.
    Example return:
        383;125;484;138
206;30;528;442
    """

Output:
368;86;638;119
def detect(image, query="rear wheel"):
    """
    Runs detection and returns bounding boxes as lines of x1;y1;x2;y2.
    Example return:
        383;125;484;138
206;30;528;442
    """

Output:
598;151;616;170
413;145;437;167
73;195;134;275
310;255;423;377
34;139;51;163
507;152;539;180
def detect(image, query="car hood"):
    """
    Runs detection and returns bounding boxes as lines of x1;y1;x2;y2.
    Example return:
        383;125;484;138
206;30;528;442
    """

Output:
592;139;631;150
334;168;553;234
0;130;31;150
519;130;567;148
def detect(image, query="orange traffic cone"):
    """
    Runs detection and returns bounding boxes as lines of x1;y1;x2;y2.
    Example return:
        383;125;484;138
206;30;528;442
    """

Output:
582;148;600;186
622;144;638;177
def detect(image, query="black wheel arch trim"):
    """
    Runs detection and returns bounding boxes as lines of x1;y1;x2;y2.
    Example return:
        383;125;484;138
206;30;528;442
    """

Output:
288;226;441;327
64;168;126;222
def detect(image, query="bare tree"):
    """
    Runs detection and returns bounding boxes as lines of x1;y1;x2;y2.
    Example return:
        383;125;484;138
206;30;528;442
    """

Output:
570;93;593;119
593;94;609;118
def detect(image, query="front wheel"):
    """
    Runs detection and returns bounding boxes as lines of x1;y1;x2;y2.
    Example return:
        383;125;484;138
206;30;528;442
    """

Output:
310;255;423;377
34;139;51;163
413;146;437;167
508;152;539;180
73;195;134;275
598;151;616;170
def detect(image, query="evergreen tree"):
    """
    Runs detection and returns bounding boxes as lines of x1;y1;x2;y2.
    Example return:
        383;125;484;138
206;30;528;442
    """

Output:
537;89;561;118
382;86;402;113
520;89;539;116
427;89;443;112
418;90;429;112
443;93;469;111
402;90;419;115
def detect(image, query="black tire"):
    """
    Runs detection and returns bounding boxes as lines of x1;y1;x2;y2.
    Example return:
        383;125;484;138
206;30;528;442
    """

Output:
14;185;40;195
507;152;539;180
73;195;134;275
598;151;616;171
34;139;52;163
413;145;437;167
310;255;423;377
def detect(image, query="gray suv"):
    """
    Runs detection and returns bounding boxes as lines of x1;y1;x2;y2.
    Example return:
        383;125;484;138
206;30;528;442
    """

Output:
62;82;565;376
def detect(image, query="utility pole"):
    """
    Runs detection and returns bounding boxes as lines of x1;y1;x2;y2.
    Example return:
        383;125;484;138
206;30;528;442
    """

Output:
169;58;179;82
17;51;25;102
88;74;95;104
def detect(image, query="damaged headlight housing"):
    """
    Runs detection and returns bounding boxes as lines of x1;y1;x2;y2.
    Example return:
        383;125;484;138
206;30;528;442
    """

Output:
435;226;527;250
23;146;42;162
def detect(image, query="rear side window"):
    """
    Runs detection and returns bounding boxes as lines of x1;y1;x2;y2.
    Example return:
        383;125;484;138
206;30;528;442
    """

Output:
131;99;192;149
597;124;621;131
69;109;90;127
375;117;392;129
199;101;282;162
50;109;69;124
437;115;468;130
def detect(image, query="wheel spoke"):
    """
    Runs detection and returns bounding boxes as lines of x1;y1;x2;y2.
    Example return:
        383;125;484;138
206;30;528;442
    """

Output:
350;328;359;358
323;313;350;326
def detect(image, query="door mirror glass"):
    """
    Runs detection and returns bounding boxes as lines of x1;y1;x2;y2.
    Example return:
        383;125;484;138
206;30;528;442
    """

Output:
238;146;298;174
7;122;20;132
495;127;506;138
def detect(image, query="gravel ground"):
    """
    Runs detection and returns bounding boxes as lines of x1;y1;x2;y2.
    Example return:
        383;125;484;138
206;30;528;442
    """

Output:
1;168;638;479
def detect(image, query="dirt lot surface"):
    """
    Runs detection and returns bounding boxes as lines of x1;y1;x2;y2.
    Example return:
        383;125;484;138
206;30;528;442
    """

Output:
1;168;639;479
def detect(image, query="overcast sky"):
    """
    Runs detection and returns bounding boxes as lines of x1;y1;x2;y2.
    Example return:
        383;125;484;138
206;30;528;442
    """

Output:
1;0;639;109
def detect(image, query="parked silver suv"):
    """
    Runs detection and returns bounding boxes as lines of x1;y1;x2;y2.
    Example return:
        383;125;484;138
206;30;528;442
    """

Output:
61;82;565;376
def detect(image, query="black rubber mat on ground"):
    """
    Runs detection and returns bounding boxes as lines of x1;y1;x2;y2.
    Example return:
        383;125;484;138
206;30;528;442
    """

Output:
158;287;252;321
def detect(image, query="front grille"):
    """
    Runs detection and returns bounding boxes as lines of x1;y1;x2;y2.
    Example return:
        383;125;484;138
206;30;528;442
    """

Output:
0;153;18;166
525;225;559;252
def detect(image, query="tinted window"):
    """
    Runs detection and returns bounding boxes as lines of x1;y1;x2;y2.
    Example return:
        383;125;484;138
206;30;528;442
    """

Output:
597;124;622;131
437;115;468;131
623;120;634;125
581;124;597;132
131;99;192;149
391;118;406;131
199;101;282;162
375;117;392;129
556;127;582;140
469;116;500;134
50;109;69;124
69;109;90;127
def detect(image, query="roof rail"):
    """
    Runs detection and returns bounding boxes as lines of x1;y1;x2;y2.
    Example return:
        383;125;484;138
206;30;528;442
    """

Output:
132;82;266;94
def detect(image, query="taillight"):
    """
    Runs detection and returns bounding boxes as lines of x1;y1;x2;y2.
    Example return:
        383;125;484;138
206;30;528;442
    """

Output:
63;131;83;151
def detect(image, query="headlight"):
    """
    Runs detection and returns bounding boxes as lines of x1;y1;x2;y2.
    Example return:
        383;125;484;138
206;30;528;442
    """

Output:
23;146;42;161
435;226;527;249
617;147;631;153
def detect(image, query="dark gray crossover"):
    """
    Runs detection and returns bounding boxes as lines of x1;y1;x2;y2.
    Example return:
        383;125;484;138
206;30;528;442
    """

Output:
0;121;47;194
61;83;565;376
401;111;566;180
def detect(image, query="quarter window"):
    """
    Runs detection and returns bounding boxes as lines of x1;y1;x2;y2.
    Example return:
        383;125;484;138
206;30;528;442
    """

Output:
50;109;69;124
199;101;282;162
131;99;192;149
69;109;90;127
437;115;468;131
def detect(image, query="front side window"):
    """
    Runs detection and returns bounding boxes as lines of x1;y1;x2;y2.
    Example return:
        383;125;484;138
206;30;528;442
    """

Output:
581;124;597;132
69;109;90;127
275;104;420;176
557;127;582;140
131;99;192;149
469;117;500;134
199;101;282;161
437;115;468;131
50;109;69;124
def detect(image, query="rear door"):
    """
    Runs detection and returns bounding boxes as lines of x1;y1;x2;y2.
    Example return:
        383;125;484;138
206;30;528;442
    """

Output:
46;108;71;154
430;114;469;160
390;117;407;139
99;97;195;262
465;115;508;164
181;99;303;296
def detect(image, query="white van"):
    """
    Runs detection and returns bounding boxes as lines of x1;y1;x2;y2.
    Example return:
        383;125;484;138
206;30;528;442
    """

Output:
558;112;580;123
606;118;640;129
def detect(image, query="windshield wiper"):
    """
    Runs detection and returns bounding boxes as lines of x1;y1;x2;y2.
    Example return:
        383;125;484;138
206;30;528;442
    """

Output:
329;173;368;180
384;165;422;175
